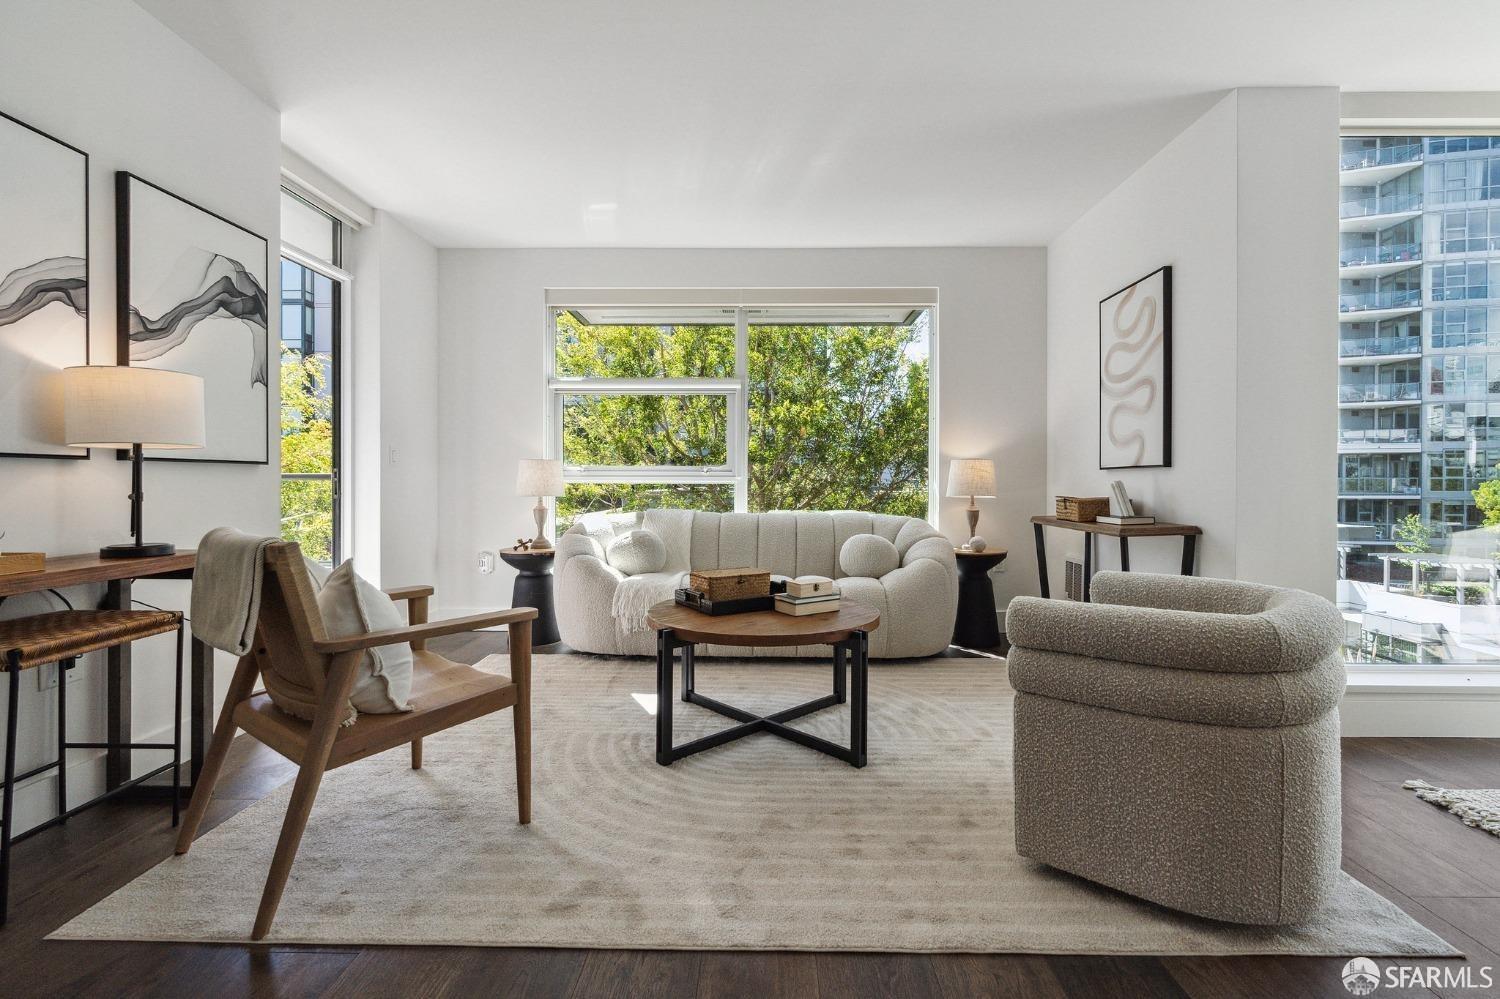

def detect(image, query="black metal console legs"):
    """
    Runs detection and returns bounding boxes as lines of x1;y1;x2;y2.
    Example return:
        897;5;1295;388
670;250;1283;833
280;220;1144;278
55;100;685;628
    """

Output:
0;629;184;924
655;630;869;768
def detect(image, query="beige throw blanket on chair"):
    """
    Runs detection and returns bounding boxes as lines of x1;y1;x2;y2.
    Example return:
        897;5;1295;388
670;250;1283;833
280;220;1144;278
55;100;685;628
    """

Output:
190;527;278;655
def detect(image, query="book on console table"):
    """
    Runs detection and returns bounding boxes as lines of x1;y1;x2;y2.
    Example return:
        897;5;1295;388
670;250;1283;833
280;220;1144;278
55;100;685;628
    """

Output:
1094;515;1156;526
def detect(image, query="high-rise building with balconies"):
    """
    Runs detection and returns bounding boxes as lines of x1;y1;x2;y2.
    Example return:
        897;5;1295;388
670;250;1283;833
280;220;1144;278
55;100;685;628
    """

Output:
1339;136;1500;663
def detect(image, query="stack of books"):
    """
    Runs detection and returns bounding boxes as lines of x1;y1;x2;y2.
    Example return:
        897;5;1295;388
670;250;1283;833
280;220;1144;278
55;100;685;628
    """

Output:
774;575;840;616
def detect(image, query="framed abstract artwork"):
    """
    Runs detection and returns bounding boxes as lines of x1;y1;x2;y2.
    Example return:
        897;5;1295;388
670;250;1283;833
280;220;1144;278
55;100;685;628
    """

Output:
1099;265;1172;470
116;171;269;464
0;109;89;459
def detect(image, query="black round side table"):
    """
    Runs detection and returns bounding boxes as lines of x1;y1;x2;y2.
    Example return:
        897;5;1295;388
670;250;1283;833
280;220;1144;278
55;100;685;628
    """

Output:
499;547;560;647
952;548;1008;649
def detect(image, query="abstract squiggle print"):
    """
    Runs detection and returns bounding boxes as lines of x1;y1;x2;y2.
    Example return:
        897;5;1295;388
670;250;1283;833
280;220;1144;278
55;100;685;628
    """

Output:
1101;282;1163;466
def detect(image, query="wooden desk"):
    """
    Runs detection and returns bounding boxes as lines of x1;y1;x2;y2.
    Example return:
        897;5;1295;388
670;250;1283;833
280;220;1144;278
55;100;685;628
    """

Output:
1030;516;1202;602
0;551;212;791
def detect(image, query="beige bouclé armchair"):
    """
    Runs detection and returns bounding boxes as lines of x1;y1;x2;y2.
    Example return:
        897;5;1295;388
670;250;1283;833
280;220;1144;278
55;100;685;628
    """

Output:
1005;571;1347;925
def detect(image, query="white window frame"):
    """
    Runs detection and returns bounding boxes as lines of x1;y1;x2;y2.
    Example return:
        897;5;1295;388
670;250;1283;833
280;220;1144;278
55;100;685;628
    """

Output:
280;204;355;565
542;288;939;521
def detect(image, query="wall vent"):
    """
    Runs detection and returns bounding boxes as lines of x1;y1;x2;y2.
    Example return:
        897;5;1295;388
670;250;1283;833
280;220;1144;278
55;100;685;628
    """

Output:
1063;556;1086;601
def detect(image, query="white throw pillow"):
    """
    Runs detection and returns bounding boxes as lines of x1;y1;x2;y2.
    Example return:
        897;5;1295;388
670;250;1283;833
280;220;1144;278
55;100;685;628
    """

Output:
316;561;413;714
840;534;901;579
606;529;668;576
303;557;332;593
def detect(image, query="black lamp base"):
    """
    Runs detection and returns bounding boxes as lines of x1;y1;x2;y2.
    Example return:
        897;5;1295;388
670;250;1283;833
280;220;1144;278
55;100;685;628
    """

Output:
100;542;177;559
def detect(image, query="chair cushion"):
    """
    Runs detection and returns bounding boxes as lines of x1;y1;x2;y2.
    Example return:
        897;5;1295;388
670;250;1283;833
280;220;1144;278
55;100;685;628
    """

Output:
839;534;900;579
316;562;413;715
606;529;667;576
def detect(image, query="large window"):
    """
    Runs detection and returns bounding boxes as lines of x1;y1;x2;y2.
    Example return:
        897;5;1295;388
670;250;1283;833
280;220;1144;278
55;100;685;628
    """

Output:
1337;135;1500;669
547;297;932;531
279;190;344;564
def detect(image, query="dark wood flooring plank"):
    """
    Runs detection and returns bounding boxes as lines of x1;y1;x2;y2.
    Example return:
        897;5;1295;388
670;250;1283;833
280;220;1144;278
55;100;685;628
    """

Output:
1339;798;1490;899
926;953;1067;998
696;951;819;999
1341;767;1500;896
1164;955;1438;999
322;946;464;999
814;952;942;999
1044;956;1190;999
567;949;701;999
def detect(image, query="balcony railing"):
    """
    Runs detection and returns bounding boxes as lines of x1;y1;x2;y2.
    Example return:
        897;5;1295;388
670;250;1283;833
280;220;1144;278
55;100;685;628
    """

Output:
1339;243;1421;268
1339;383;1421;404
1339;428;1422;445
1339;288;1422;313
1339;335;1422;358
1340;145;1423;172
1339;192;1423;219
1338;476;1422;495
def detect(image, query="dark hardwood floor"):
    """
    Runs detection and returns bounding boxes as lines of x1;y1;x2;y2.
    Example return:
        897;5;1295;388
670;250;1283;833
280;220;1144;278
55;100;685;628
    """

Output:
2;633;1495;998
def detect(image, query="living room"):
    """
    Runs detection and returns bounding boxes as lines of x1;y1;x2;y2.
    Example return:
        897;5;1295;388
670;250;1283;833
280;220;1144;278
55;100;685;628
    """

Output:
0;1;1497;996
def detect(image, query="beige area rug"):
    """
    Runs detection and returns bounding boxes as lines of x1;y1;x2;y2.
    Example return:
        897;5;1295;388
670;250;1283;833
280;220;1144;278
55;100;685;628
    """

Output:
54;655;1455;955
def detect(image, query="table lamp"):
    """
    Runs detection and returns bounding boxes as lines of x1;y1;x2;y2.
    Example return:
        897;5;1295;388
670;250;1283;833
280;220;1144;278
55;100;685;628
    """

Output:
946;458;997;537
516;458;564;550
64;365;205;558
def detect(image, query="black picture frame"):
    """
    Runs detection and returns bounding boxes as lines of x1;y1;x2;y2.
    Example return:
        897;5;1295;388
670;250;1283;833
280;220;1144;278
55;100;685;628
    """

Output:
1098;265;1172;470
115;171;270;465
0;108;89;461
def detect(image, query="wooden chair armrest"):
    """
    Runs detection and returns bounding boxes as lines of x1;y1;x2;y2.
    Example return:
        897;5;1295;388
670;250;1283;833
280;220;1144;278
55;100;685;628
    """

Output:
383;585;435;604
312;609;539;655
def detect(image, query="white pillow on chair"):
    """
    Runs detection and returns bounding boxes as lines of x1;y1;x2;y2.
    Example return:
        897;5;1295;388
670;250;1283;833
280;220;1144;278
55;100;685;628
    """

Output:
316;561;414;715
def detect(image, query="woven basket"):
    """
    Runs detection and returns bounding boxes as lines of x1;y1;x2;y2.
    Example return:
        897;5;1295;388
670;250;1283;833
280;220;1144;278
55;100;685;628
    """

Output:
688;568;771;601
1055;496;1111;522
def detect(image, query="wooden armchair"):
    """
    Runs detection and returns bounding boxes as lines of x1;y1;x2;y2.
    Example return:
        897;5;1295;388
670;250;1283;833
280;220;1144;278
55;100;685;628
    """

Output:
174;542;538;940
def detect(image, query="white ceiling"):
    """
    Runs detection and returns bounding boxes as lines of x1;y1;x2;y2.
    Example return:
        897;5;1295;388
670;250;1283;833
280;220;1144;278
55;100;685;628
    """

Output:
136;0;1500;249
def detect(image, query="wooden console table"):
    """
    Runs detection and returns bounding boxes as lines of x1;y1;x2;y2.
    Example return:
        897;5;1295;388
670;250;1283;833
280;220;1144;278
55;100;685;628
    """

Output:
0;551;213;791
1031;516;1202;602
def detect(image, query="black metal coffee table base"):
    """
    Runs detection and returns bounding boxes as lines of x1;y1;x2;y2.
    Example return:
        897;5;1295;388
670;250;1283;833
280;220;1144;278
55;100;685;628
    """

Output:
654;628;869;768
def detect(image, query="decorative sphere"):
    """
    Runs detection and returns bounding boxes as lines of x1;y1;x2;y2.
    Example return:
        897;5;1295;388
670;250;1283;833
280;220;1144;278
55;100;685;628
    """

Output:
968;536;988;553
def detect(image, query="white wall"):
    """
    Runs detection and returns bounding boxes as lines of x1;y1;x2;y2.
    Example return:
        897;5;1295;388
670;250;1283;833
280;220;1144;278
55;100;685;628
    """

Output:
1045;88;1338;596
0;0;280;831
372;213;441;591
436;248;1047;618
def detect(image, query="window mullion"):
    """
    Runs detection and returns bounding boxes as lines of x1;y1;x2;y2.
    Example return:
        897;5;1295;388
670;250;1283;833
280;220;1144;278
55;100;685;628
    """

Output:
734;307;749;513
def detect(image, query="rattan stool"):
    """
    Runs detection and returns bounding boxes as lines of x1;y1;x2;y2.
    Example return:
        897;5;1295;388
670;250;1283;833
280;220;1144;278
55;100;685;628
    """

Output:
0;609;184;924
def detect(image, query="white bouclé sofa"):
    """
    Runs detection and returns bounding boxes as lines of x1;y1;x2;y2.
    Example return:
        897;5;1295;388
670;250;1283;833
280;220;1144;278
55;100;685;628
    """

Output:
555;510;958;658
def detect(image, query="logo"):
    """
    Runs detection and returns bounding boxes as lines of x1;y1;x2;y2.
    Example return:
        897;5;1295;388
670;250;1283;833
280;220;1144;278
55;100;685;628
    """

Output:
1342;957;1380;995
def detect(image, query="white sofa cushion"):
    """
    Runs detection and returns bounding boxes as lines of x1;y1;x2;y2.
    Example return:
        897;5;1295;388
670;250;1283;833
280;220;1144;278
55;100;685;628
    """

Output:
839;533;901;578
606;529;667;575
316;561;413;715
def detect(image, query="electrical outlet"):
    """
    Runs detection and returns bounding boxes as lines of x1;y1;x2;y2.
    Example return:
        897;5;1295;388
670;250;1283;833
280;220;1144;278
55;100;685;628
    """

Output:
65;658;83;684
477;551;496;575
37;663;57;691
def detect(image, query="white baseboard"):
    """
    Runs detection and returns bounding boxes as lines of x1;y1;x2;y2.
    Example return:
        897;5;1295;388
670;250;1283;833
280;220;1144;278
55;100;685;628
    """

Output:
1341;676;1500;737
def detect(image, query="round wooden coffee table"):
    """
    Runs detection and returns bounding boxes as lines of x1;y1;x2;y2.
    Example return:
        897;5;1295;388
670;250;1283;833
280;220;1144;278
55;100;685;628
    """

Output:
645;600;880;768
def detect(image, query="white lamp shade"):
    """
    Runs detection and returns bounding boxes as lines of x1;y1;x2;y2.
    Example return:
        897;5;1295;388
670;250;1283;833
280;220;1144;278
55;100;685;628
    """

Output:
63;365;205;449
946;458;996;498
516;458;565;497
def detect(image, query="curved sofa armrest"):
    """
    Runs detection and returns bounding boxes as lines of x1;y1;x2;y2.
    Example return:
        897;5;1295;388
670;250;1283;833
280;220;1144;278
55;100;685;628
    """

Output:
1006;595;1327;674
901;535;957;569
1089;570;1280;615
